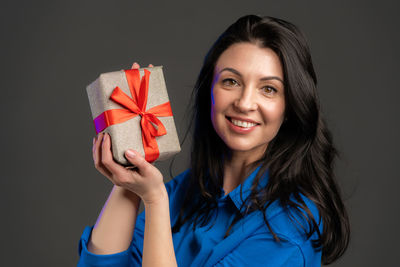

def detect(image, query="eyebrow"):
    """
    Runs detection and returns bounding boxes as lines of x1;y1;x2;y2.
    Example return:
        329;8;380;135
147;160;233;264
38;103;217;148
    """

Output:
219;67;284;84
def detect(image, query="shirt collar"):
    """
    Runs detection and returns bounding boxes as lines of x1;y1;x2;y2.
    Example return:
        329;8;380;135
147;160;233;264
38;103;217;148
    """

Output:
222;166;269;213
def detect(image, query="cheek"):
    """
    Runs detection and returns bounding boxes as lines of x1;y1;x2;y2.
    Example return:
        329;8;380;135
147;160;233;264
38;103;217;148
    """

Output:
261;101;286;123
211;88;231;132
212;88;232;111
211;88;226;116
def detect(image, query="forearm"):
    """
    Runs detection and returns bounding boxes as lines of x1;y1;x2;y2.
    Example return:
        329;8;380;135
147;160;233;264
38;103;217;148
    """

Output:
142;189;177;267
88;185;141;254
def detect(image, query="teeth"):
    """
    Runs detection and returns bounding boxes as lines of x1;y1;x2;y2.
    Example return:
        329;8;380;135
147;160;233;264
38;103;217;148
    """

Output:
231;119;257;128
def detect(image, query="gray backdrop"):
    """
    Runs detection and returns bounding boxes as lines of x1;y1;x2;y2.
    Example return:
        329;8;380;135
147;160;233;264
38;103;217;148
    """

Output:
1;0;399;266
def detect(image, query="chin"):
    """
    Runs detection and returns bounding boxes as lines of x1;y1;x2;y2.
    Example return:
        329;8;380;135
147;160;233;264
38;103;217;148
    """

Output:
225;140;266;154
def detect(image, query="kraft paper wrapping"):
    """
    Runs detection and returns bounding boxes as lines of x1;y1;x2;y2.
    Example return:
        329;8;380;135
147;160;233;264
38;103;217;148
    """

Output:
86;66;181;166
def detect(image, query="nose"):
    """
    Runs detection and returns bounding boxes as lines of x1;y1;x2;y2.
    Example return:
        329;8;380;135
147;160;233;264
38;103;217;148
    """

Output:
233;86;257;112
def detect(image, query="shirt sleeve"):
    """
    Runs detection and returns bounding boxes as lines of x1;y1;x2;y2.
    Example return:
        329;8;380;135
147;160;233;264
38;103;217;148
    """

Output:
212;233;304;267
77;225;139;267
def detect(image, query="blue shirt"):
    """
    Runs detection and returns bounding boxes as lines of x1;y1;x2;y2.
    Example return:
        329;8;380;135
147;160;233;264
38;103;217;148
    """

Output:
78;167;322;266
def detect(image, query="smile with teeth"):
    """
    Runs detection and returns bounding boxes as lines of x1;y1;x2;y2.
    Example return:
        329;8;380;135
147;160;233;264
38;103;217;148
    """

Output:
230;118;258;128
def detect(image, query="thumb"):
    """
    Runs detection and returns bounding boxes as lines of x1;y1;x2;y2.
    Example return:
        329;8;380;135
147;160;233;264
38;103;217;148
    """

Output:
125;149;149;170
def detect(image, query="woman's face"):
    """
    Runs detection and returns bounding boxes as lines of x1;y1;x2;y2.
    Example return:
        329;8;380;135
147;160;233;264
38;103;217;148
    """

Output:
211;42;285;160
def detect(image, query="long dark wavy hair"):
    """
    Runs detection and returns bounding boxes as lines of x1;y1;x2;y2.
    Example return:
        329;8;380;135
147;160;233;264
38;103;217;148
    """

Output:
171;15;350;265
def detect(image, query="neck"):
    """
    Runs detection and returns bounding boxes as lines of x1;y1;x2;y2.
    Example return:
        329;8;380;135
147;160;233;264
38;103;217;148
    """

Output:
222;149;263;195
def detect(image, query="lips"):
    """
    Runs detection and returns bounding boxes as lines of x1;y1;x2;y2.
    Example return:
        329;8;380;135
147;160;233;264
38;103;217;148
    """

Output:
231;118;257;128
226;116;260;129
225;116;258;134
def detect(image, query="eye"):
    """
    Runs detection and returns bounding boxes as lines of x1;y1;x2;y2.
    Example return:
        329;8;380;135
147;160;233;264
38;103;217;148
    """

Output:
261;86;277;95
222;78;240;87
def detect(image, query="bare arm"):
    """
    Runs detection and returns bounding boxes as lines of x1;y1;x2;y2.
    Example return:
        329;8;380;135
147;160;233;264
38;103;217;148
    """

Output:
142;190;177;267
94;133;178;266
88;185;141;254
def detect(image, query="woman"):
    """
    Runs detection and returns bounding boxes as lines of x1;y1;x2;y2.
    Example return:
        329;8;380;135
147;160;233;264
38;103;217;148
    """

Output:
78;15;350;266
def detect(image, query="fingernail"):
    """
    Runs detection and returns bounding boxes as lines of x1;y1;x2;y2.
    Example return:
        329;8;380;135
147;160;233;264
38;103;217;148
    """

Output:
103;133;107;141
126;150;135;158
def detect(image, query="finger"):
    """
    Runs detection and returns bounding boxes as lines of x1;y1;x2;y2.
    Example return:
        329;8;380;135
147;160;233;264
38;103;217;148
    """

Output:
124;149;151;175
148;64;154;67
93;132;103;165
93;133;113;178
101;133;127;179
131;62;140;69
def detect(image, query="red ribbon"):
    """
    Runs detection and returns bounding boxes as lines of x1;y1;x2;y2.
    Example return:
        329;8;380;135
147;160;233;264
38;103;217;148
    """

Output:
93;69;173;162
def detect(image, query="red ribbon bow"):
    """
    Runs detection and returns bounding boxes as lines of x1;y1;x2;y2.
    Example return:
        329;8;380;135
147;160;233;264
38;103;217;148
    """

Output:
93;69;173;162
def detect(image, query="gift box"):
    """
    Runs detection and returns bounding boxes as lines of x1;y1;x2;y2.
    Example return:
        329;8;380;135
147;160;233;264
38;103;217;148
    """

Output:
86;66;181;166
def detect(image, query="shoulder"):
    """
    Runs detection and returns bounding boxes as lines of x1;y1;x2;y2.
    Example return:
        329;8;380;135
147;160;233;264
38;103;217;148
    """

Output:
164;169;191;197
261;193;322;265
163;169;192;218
265;193;321;237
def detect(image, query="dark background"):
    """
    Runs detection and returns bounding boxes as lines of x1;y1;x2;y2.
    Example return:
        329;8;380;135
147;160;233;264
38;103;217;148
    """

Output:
1;0;399;266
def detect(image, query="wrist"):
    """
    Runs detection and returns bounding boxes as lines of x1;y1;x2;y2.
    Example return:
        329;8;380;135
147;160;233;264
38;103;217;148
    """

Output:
143;187;168;207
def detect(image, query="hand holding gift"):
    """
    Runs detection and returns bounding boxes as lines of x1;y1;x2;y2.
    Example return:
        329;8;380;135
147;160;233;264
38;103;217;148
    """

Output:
90;63;169;203
93;131;166;204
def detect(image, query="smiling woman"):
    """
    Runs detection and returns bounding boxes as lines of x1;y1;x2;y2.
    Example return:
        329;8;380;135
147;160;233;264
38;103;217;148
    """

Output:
78;15;350;267
211;43;286;164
